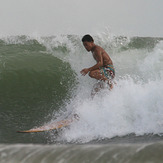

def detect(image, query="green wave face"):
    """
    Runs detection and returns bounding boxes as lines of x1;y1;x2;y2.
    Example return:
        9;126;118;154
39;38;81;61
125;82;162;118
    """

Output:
0;36;77;143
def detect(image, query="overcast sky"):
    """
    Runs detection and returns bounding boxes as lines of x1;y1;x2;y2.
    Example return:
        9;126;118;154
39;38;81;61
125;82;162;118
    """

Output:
0;0;163;37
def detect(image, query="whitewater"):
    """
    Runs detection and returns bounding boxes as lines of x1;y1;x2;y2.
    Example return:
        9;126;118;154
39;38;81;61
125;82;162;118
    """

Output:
0;34;163;162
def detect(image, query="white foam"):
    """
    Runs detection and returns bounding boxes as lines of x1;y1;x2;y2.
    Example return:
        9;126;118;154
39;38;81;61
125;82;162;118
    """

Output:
58;76;163;143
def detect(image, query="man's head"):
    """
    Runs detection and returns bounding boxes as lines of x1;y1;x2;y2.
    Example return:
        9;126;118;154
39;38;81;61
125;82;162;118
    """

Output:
82;34;94;52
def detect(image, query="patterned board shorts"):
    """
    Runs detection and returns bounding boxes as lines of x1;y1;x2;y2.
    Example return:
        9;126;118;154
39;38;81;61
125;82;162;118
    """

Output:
100;64;115;80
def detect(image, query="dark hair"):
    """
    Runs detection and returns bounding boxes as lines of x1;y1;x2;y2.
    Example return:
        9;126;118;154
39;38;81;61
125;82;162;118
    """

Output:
82;34;94;42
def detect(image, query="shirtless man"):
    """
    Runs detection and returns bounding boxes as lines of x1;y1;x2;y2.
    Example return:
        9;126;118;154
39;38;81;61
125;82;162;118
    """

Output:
80;34;115;89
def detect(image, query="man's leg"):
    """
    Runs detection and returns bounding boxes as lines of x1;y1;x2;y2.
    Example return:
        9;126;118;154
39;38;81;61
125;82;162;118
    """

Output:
89;70;113;89
89;70;107;81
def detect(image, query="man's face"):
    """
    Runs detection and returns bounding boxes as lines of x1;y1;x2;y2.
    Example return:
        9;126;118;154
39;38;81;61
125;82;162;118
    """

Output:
83;41;92;52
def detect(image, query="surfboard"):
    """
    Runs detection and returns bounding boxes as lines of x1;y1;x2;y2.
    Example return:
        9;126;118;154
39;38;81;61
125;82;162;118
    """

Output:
17;114;79;133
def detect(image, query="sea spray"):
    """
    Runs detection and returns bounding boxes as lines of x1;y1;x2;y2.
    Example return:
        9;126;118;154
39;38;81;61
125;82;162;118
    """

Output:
57;76;163;143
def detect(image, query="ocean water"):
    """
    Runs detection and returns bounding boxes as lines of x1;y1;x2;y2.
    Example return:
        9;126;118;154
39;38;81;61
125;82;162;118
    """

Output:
0;34;163;162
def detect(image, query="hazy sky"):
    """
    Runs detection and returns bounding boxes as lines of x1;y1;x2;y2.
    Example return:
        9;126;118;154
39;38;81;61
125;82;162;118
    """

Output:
0;0;163;37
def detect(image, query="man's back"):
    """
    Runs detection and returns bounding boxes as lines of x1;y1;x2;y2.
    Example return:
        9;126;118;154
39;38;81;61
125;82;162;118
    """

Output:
92;45;113;66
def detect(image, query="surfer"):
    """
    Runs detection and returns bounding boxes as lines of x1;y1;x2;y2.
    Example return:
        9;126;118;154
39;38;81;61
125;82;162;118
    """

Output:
80;34;115;90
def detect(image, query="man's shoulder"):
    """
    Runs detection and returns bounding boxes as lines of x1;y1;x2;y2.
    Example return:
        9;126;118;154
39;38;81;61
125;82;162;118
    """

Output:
94;45;103;53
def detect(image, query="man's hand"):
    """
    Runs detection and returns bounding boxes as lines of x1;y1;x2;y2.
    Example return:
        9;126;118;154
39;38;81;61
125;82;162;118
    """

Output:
80;68;89;76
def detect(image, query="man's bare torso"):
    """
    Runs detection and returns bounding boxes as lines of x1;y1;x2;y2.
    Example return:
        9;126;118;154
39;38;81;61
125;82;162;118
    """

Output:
92;45;113;66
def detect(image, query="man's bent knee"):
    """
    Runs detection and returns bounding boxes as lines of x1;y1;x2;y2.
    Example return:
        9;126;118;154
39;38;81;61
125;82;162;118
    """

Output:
89;71;94;78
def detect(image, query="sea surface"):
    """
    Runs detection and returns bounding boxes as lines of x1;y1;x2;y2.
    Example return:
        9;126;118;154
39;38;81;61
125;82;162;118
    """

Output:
0;34;163;162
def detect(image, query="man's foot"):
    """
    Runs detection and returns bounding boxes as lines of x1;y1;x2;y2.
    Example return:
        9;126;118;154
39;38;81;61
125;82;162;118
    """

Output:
108;80;113;90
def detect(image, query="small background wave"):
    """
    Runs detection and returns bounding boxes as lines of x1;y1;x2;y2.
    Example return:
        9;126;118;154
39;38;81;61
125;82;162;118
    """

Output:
1;142;163;163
